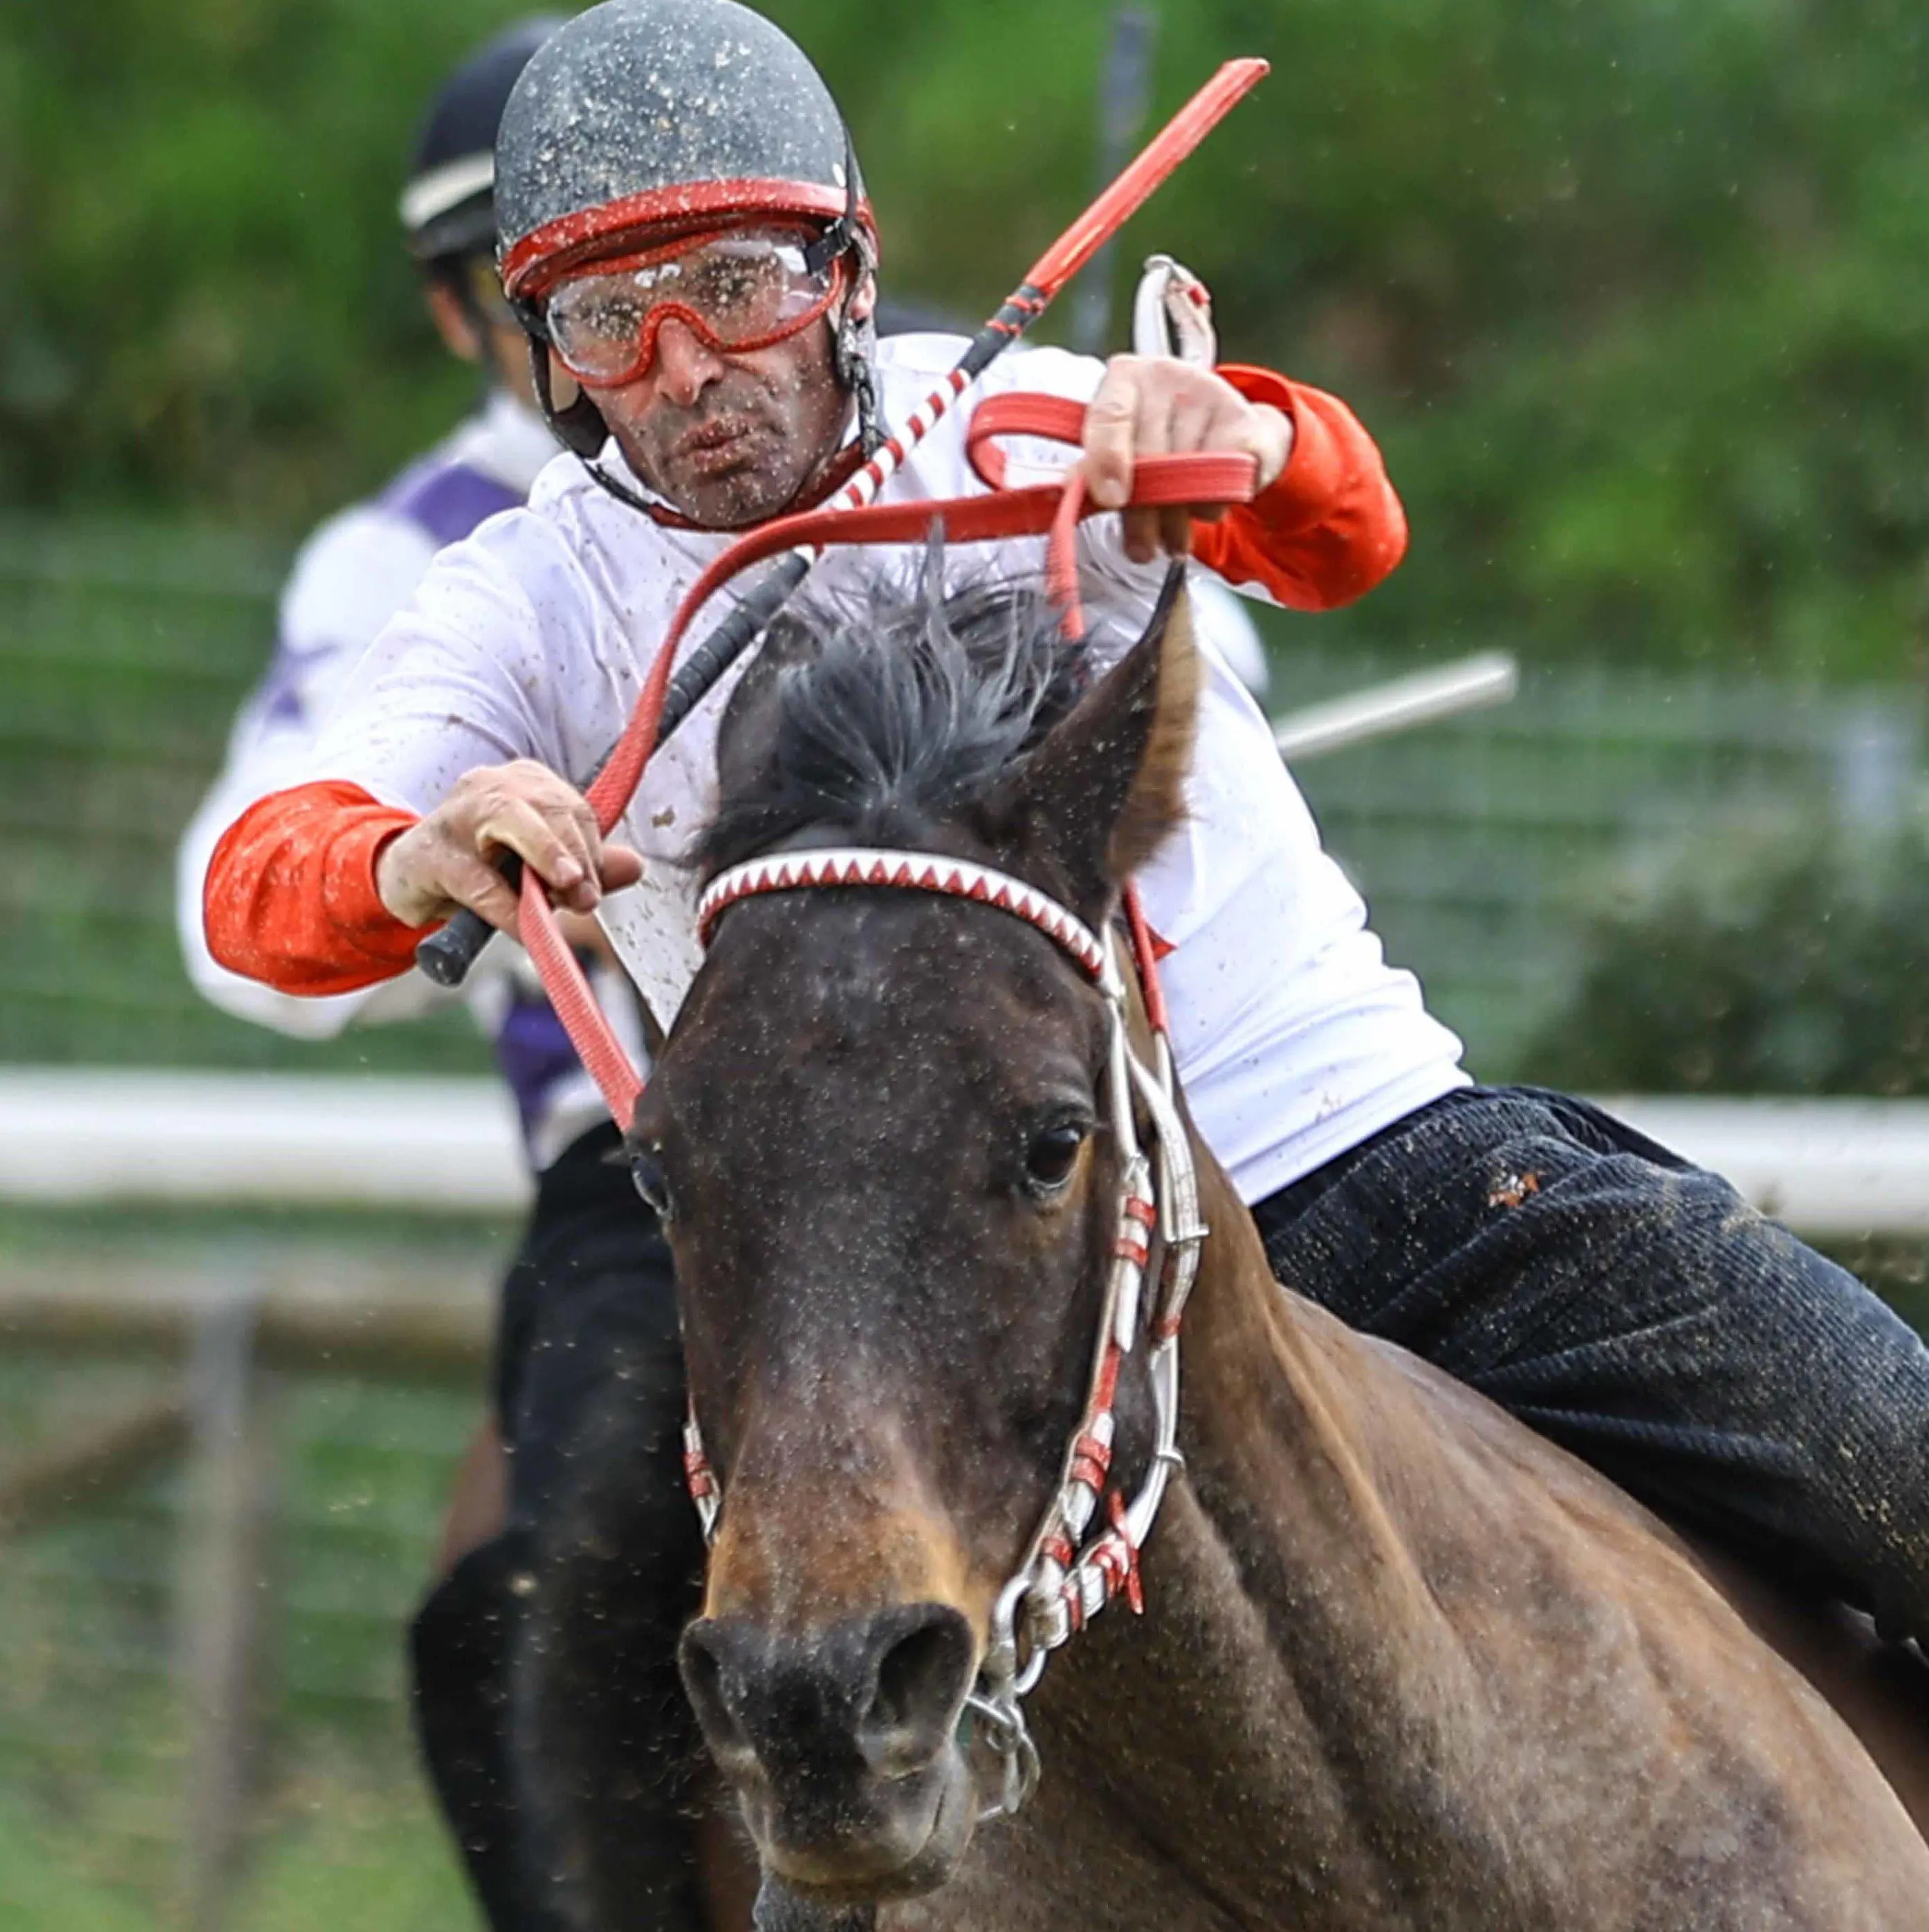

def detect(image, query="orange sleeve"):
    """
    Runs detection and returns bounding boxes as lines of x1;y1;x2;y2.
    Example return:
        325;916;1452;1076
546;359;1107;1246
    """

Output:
203;780;435;996
1191;365;1408;612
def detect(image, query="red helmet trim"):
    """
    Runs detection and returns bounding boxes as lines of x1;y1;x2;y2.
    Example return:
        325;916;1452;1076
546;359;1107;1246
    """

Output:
503;179;878;297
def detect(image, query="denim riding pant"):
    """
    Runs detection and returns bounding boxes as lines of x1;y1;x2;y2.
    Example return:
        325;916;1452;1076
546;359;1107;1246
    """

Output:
1247;1085;1929;1644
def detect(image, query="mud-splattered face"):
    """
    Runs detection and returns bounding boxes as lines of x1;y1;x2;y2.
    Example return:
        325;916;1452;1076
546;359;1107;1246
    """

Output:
574;299;861;529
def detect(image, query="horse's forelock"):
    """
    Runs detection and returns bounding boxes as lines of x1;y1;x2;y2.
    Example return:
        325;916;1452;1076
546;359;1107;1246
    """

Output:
698;559;1092;877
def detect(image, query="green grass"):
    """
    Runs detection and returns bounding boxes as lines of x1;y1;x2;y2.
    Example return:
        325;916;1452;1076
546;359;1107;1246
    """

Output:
0;1805;156;1932
0;1744;477;1932
0;1357;483;1929
226;1745;477;1932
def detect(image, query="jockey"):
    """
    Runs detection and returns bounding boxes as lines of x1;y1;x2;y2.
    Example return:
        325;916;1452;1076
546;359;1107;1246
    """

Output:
181;12;1274;1924
199;0;1929;1923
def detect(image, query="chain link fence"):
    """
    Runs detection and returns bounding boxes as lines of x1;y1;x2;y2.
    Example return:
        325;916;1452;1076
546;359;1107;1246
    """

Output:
8;512;1921;1081
1284;650;1924;1072
0;517;488;1074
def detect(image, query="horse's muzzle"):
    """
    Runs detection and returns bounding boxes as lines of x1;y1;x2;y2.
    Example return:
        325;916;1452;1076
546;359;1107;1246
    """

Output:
681;1601;979;1895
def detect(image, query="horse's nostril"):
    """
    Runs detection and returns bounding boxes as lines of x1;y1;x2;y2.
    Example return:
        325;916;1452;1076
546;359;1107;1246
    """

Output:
858;1604;975;1776
679;1620;756;1771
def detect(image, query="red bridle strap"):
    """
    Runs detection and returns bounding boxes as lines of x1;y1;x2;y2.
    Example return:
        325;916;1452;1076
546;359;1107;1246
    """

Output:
515;393;1258;1130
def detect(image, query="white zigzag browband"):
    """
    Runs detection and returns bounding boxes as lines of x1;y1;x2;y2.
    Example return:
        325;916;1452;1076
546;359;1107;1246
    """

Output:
698;847;1116;987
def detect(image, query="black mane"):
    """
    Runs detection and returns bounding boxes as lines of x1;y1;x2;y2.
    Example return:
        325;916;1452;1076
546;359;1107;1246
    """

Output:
699;562;1091;876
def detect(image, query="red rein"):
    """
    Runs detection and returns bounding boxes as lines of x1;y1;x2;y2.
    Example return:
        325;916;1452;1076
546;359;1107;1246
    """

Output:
517;393;1258;1128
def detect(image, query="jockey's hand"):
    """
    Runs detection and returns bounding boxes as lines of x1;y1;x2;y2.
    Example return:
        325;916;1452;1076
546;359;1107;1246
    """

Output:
1082;355;1294;566
375;759;644;938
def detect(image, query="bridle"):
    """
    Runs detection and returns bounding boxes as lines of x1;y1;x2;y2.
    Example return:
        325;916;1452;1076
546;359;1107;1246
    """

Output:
690;847;1208;1819
506;392;1253;1817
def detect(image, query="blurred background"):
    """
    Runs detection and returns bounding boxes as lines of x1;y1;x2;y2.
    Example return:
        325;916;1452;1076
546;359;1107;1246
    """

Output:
5;0;1929;1922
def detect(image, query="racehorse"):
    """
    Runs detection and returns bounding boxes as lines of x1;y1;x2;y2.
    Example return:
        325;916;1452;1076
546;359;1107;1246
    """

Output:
541;561;1929;1928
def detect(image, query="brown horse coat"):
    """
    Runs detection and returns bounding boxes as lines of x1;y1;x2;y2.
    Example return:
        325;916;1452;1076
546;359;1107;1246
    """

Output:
634;573;1929;1930
888;1154;1929;1929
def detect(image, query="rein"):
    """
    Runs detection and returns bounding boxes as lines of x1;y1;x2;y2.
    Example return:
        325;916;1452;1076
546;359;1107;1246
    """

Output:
514;396;1251;1818
512;393;1255;1133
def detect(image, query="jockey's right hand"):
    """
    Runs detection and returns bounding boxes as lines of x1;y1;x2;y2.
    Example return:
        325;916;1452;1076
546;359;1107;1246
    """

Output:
375;759;644;938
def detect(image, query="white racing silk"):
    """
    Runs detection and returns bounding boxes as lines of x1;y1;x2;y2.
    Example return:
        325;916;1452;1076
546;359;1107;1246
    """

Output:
302;335;1469;1204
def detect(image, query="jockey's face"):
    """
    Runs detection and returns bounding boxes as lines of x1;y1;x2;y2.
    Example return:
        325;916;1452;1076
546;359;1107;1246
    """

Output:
560;271;871;530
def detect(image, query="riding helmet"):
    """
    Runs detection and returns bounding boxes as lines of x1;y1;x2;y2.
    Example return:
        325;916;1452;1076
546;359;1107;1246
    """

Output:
495;0;882;471
400;16;566;264
495;0;875;300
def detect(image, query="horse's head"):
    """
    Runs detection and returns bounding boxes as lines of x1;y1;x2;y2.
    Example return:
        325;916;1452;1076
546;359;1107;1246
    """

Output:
632;561;1198;1900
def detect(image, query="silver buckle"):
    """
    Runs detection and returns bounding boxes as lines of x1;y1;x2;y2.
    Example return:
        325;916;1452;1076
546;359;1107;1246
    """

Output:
964;1683;1042;1821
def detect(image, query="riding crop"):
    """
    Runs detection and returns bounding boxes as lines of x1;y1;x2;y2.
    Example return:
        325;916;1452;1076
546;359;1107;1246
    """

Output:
415;55;1268;990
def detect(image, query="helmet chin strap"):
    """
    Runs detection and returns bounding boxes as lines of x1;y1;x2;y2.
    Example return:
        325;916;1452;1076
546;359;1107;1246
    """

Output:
831;285;885;460
824;131;885;460
526;333;610;460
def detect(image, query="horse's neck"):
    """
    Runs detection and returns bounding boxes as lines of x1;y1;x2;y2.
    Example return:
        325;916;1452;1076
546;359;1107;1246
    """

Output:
936;1140;1929;1932
1159;1145;1436;1634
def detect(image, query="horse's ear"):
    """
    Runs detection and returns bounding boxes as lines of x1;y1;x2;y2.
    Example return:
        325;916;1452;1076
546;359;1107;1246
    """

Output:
986;565;1199;921
710;612;810;810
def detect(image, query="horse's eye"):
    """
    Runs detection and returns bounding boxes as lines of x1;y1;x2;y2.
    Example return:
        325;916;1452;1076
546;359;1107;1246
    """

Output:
1022;1122;1087;1196
630;1149;675;1222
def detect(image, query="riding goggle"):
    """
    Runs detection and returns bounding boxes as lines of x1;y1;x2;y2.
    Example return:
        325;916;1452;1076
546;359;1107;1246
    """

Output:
541;229;847;389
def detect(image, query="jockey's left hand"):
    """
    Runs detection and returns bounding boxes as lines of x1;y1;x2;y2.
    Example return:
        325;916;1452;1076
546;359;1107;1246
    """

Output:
1082;355;1293;565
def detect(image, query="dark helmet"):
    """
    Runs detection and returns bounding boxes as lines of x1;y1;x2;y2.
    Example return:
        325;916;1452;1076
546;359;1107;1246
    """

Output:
400;16;566;263
495;0;875;301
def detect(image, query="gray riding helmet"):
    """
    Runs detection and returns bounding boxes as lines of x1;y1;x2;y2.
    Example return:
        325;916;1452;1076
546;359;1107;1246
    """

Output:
494;0;880;462
497;0;874;295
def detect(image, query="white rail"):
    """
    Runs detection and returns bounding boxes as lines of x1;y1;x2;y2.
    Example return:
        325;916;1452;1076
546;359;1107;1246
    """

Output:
1597;1096;1929;1240
0;1069;529;1212
4;1070;1929;1240
1273;651;1521;762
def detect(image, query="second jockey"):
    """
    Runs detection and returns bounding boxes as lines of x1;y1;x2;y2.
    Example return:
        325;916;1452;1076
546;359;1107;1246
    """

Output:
175;21;622;1929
